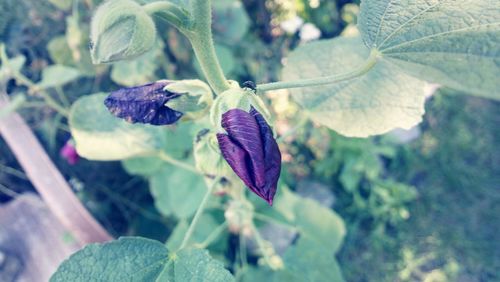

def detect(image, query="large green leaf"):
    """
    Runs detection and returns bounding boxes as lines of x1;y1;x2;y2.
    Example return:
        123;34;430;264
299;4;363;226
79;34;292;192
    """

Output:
358;0;500;98
283;36;426;137
149;165;206;219
51;237;234;282
273;188;346;254
274;239;345;282
69;93;165;161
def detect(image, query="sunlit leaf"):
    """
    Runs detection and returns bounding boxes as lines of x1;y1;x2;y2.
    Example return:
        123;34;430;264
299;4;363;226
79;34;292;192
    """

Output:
359;0;500;98
283;36;427;137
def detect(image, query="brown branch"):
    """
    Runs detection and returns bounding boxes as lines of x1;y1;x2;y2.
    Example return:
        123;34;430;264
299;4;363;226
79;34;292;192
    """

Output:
0;92;113;244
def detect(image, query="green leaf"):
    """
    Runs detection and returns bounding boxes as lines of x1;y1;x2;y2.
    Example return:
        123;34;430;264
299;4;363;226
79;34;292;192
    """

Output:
158;248;234;282
51;237;234;282
358;0;500;98
122;156;164;176
149;165;206;219
283;36;427;137
274;239;345;282
69;93;165;161
50;237;169;282
36;65;80;89
273;187;346;254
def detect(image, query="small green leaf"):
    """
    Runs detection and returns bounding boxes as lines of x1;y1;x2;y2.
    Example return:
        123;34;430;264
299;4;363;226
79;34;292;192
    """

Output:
51;237;234;282
36;65;80;89
149;165;206;219
283;36;427;137
69;93;165;161
359;0;500;98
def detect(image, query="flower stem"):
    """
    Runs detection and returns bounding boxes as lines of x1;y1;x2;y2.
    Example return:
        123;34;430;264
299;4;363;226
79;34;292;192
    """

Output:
256;49;380;92
183;0;230;95
179;177;218;249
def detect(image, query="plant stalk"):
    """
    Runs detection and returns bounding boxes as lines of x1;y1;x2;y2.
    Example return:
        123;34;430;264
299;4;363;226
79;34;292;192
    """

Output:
183;0;230;95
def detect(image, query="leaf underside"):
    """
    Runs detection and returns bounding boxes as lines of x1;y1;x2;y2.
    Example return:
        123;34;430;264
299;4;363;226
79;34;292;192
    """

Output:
283;36;427;137
359;0;500;98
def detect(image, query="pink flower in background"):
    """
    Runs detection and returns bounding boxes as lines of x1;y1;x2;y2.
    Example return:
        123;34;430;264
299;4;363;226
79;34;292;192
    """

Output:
60;140;79;165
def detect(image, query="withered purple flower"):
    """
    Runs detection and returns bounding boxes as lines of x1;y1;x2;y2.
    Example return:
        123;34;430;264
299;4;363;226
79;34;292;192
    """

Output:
217;108;281;205
104;80;183;125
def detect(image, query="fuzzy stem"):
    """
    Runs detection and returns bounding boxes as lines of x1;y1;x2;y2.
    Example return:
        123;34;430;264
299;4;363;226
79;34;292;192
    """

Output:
183;0;230;94
257;49;380;92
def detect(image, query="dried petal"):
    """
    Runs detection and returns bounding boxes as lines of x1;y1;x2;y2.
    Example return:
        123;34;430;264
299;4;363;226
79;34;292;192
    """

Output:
217;108;281;204
104;81;183;125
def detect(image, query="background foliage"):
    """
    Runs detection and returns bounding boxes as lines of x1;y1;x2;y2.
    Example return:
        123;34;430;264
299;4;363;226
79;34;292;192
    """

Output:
0;0;499;281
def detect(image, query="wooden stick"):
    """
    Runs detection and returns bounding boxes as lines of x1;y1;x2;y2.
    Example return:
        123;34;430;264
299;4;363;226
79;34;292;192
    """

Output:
0;92;113;244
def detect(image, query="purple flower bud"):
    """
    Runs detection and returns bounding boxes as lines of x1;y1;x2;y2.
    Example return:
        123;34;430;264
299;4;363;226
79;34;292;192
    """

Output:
60;140;79;165
217;108;281;205
104;80;183;125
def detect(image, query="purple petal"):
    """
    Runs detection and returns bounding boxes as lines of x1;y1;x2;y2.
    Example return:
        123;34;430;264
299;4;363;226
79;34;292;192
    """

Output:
104;81;183;125
251;108;281;204
220;109;266;188
217;108;282;205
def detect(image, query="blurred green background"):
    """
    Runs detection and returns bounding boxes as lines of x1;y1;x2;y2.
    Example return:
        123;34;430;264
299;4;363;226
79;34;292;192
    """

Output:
0;0;498;281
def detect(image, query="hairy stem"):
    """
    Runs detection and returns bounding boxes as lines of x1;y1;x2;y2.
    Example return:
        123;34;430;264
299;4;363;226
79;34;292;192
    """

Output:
184;0;230;94
257;49;380;92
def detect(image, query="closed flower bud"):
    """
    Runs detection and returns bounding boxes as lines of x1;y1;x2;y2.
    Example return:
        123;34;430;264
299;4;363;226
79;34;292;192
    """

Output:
210;86;271;129
104;80;183;125
217;108;282;205
90;0;156;63
164;80;213;120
